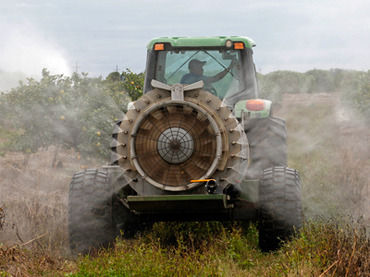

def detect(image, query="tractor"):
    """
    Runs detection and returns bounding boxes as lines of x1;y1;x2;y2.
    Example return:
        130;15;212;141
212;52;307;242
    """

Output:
68;36;302;254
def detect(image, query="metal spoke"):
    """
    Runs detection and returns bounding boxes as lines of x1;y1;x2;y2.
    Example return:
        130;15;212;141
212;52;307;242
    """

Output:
178;112;208;141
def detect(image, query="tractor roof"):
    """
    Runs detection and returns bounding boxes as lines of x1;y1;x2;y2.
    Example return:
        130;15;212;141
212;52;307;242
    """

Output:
147;36;256;50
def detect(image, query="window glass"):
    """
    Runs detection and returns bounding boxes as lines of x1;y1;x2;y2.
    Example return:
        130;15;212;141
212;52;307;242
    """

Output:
156;50;242;99
153;48;258;107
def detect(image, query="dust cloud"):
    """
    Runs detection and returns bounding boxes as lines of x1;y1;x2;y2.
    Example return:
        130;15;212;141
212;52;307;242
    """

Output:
0;21;122;252
0;23;71;91
275;93;369;227
0;23;74;252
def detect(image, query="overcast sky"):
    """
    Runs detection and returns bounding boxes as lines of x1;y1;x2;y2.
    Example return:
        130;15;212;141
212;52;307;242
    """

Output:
0;0;369;78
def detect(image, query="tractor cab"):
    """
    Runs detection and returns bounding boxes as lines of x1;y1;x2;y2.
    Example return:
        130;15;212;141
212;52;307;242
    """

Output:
144;36;259;109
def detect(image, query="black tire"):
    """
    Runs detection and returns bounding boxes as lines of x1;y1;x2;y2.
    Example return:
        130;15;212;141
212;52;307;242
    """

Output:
245;117;287;178
258;167;302;252
68;168;115;255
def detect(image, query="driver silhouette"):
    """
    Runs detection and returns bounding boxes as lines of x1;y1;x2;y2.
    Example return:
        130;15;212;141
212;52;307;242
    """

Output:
181;59;235;92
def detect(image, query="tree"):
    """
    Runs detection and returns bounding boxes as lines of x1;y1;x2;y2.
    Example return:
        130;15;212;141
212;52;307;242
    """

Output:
1;68;144;161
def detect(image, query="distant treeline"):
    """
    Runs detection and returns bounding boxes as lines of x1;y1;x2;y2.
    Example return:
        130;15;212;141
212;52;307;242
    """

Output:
257;69;369;120
258;68;367;96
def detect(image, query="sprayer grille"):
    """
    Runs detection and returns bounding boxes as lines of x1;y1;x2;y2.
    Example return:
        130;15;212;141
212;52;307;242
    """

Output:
157;127;194;164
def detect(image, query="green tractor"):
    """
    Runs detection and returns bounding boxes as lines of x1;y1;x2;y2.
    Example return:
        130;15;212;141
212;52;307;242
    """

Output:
68;36;302;254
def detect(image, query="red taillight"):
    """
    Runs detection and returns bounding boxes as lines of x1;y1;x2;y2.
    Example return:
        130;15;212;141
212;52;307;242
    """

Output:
246;99;265;111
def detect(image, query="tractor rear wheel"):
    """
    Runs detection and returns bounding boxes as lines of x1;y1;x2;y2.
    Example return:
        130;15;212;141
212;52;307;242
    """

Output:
245;117;287;178
258;166;302;252
68;168;115;255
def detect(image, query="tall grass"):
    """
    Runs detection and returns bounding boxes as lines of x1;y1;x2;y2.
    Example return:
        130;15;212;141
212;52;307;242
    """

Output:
66;221;369;276
0;148;97;254
1;220;369;276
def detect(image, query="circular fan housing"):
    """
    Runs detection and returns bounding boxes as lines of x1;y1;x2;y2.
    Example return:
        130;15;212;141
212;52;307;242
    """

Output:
131;101;221;191
112;88;248;192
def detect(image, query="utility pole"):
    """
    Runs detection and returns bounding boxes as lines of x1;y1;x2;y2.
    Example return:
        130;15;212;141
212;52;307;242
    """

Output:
74;62;79;73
